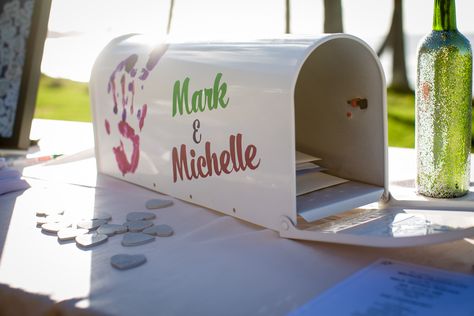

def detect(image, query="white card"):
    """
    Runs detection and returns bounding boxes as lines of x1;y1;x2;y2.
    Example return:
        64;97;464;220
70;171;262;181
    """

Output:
295;151;321;164
288;258;474;316
296;171;347;196
295;162;323;172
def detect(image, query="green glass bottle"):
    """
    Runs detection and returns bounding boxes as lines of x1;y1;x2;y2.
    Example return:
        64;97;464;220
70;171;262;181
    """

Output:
416;0;472;198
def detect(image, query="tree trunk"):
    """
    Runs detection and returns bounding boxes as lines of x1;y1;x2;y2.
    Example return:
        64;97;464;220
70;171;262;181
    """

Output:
323;0;343;33
378;0;412;93
285;0;291;33
167;0;175;34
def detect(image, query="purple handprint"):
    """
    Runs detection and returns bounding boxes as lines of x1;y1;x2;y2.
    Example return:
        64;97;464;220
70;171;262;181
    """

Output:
105;44;168;176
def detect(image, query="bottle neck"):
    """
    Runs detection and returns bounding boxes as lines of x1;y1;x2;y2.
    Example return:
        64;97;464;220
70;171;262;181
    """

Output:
433;0;457;31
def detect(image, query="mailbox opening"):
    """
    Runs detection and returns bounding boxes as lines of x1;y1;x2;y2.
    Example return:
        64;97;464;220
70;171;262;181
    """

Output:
294;37;387;222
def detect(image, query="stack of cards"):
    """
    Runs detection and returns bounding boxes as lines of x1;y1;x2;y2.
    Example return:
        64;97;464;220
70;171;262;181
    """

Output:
295;151;347;196
0;160;30;195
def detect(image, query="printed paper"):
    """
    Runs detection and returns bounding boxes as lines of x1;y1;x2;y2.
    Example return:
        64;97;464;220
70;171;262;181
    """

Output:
288;258;474;316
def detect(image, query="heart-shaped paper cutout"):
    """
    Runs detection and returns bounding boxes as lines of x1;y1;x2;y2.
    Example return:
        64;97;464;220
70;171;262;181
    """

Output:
42;222;71;233
121;232;155;247
76;233;108;248
57;228;89;241
111;254;147;270
77;219;109;230
145;199;173;209
125;220;154;232
143;224;174;237
97;224;127;236
126;211;156;222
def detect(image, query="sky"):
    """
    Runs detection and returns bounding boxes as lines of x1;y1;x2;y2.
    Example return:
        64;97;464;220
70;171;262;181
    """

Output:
42;0;474;82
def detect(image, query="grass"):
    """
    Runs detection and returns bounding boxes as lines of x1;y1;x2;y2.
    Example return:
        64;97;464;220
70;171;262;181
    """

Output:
33;74;473;149
387;88;415;148
387;88;474;150
34;74;91;122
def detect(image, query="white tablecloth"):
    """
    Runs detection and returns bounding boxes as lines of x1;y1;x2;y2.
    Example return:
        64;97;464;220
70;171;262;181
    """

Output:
0;120;473;315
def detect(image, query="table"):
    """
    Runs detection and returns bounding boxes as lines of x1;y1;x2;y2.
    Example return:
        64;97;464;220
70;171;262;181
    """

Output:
0;119;473;315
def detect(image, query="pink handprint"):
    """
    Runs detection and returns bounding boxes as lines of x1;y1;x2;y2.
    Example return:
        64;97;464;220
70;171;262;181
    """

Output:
105;44;168;176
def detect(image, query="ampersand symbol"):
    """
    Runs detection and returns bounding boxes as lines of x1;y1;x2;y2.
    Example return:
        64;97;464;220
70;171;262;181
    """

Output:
193;119;202;144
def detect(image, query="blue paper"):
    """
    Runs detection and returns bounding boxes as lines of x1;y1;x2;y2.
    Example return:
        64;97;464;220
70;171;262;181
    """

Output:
0;166;29;195
289;258;474;316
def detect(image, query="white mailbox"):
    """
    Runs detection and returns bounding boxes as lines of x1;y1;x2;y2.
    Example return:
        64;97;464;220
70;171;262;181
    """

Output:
90;34;474;247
